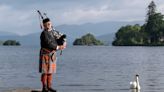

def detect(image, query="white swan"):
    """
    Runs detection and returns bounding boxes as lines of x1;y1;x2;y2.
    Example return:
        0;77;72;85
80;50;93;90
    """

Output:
130;74;141;90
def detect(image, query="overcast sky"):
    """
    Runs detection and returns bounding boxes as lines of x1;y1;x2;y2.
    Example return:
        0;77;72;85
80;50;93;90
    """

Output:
0;0;164;35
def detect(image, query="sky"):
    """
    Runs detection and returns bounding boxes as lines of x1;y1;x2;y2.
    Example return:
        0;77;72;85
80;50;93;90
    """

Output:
0;0;164;35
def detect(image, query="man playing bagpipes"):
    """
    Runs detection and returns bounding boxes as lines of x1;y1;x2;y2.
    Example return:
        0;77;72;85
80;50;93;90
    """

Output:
38;11;66;92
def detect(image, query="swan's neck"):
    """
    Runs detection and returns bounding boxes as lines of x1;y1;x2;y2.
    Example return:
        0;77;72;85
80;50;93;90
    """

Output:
136;77;139;83
136;76;140;89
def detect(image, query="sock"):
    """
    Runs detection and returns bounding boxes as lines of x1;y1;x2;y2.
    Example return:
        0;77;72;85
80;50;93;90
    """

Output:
47;74;53;88
41;74;47;88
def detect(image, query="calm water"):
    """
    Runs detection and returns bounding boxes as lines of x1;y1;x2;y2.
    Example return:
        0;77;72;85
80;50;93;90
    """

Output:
0;46;164;92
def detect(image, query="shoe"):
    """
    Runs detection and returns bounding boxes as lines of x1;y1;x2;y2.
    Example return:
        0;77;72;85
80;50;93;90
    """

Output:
42;87;48;92
48;87;57;92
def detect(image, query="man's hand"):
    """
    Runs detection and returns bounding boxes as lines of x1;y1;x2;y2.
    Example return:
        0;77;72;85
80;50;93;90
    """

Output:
57;42;66;50
63;42;67;48
59;46;65;50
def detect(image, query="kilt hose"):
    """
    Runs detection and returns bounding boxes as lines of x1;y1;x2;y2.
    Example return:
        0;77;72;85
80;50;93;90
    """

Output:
39;48;57;74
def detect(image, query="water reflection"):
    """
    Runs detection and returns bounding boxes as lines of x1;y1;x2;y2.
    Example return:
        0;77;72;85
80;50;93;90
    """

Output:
130;89;140;92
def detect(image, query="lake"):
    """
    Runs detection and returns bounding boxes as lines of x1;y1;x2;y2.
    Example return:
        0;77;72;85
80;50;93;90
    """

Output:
0;46;164;92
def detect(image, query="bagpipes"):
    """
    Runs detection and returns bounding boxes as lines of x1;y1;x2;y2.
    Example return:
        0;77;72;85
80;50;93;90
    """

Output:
37;10;66;55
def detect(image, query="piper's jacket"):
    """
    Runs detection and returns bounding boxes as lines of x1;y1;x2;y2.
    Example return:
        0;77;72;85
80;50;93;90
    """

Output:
40;30;59;51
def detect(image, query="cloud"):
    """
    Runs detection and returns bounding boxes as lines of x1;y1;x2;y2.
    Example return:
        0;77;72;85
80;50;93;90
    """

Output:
0;4;39;35
55;0;164;24
0;0;164;35
158;4;164;13
53;3;146;24
58;5;109;24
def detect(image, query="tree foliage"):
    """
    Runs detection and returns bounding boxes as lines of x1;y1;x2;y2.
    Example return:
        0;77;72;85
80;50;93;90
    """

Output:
3;40;21;46
113;1;164;46
113;24;144;45
147;1;156;17
73;33;104;45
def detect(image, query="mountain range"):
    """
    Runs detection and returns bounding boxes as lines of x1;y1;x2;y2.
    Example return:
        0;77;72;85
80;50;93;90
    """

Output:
0;21;143;46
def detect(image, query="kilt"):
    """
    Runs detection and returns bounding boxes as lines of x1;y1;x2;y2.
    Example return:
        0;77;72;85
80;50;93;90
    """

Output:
39;48;57;74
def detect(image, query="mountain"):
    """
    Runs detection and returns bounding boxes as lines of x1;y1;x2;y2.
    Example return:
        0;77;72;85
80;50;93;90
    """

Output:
97;33;115;45
0;21;144;46
0;31;18;36
56;21;143;37
56;21;143;45
0;32;39;46
0;32;21;43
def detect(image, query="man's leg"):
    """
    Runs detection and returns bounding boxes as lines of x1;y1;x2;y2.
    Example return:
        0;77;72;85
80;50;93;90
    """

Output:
47;74;56;92
41;74;48;92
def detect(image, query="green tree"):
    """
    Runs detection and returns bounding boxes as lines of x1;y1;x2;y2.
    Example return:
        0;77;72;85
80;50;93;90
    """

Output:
147;1;156;18
145;1;164;43
3;40;21;46
73;33;104;45
73;38;83;45
145;13;163;43
113;24;143;45
113;1;164;46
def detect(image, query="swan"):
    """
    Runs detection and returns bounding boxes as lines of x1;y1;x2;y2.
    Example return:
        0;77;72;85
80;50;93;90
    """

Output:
130;74;141;90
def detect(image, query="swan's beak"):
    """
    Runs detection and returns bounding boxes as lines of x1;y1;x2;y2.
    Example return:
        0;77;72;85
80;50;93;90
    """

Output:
136;74;139;77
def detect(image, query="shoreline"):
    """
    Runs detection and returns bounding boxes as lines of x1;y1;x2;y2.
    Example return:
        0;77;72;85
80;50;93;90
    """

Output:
5;88;42;92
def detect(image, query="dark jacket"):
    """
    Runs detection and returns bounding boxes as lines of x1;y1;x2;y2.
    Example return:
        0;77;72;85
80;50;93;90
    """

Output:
40;30;58;51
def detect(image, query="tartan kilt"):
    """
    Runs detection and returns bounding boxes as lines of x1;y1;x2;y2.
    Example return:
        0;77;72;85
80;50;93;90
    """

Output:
39;48;57;74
